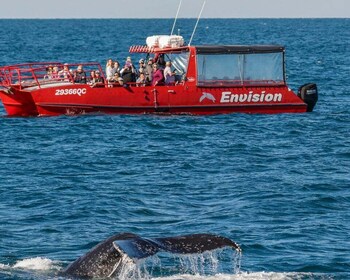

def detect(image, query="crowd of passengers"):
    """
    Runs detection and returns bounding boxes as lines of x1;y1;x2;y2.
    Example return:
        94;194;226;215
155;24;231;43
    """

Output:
44;54;177;87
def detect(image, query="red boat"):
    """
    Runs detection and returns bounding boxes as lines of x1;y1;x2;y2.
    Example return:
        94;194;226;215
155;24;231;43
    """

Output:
0;36;318;117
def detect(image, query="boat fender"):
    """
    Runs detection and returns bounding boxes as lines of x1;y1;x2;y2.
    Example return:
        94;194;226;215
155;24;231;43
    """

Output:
298;83;318;112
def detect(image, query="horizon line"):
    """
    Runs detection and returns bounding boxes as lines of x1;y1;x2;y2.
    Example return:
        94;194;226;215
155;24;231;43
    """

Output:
0;17;348;20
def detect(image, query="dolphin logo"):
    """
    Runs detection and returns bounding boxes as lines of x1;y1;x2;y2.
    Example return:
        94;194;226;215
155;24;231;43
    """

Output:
63;233;241;278
200;92;216;103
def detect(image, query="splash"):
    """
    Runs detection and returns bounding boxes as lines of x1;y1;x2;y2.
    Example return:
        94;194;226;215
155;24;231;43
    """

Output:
147;272;331;280
0;263;11;270
13;257;60;271
114;248;241;280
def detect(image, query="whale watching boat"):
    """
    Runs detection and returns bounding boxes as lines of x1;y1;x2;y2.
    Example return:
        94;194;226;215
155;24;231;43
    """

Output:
0;34;318;117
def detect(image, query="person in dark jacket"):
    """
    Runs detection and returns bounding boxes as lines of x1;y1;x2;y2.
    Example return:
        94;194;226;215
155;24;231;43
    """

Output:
74;65;87;84
120;62;136;84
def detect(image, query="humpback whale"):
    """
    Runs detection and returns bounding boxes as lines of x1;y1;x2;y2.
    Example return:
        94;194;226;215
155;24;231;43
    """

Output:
63;233;241;278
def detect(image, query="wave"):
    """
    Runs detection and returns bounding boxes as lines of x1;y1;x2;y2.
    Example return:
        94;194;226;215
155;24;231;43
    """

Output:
12;257;61;271
0;258;333;280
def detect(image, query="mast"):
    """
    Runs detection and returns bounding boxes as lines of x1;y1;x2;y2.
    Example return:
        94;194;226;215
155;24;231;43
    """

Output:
171;0;183;35
188;0;206;46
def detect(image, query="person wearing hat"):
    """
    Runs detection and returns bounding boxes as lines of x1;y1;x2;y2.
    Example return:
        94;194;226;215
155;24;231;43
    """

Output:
137;58;146;79
91;70;105;87
73;65;87;84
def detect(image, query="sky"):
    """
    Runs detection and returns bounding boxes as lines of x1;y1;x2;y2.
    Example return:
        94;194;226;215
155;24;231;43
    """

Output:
0;0;349;18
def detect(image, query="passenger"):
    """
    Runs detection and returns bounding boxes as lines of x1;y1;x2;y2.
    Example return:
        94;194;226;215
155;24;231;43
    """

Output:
88;70;97;85
136;73;146;87
105;59;114;81
157;54;166;69
151;63;164;86
110;72;124;87
51;66;59;79
120;61;136;84
145;58;153;84
73;65;87;84
138;59;146;77
112;61;121;76
59;63;72;81
90;70;105;87
44;65;53;79
95;70;105;84
164;61;176;85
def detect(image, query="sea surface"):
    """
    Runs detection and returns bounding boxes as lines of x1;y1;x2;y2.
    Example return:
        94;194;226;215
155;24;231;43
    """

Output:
0;19;349;280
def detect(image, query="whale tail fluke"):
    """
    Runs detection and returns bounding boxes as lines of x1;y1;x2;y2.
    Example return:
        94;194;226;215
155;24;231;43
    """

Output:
64;233;241;278
114;233;241;260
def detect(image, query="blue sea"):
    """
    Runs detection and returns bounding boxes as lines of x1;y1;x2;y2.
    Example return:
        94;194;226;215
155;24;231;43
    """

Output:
0;19;349;280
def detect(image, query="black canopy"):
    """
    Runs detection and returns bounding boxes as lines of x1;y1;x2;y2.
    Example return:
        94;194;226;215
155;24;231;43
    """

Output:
195;45;285;54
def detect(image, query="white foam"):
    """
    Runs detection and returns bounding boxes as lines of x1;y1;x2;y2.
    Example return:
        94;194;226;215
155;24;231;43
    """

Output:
13;257;60;271
0;263;11;270
150;272;317;280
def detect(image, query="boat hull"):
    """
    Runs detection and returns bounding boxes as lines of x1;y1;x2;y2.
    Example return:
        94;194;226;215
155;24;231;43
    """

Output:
0;83;308;117
0;87;38;116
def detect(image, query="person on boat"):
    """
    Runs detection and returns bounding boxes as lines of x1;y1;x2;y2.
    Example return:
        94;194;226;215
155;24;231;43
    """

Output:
58;63;72;81
88;70;97;85
109;72;124;87
105;59;114;81
125;56;132;64
90;70;105;88
120;61;136;84
74;65;87;84
136;72;146;87
157;54;166;70
44;65;53;79
51;66;59;80
145;58;153;84
151;63;164;86
112;61;121;76
164;61;176;85
138;59;146;77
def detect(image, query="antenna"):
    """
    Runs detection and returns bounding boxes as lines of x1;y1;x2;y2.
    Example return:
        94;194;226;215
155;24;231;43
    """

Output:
188;0;206;46
171;0;183;35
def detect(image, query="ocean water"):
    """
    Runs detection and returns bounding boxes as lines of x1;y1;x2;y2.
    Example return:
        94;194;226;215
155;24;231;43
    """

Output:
0;19;349;280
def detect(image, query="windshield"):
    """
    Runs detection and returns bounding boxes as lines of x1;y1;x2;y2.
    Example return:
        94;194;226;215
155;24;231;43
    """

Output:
197;52;284;87
164;51;190;76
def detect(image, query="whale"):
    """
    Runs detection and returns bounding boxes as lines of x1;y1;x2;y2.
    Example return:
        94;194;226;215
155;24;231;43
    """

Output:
63;233;241;278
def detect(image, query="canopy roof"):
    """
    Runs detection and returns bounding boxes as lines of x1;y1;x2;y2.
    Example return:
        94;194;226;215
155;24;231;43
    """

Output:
195;45;285;54
129;45;285;54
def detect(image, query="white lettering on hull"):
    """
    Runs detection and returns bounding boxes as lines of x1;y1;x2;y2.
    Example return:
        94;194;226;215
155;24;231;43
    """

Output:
220;91;282;103
55;88;87;96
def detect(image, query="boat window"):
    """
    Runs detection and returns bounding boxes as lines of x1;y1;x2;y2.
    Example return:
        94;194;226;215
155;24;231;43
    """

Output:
165;51;190;77
196;52;284;87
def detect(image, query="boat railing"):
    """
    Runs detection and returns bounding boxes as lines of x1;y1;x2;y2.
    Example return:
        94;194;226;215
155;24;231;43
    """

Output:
0;62;106;90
